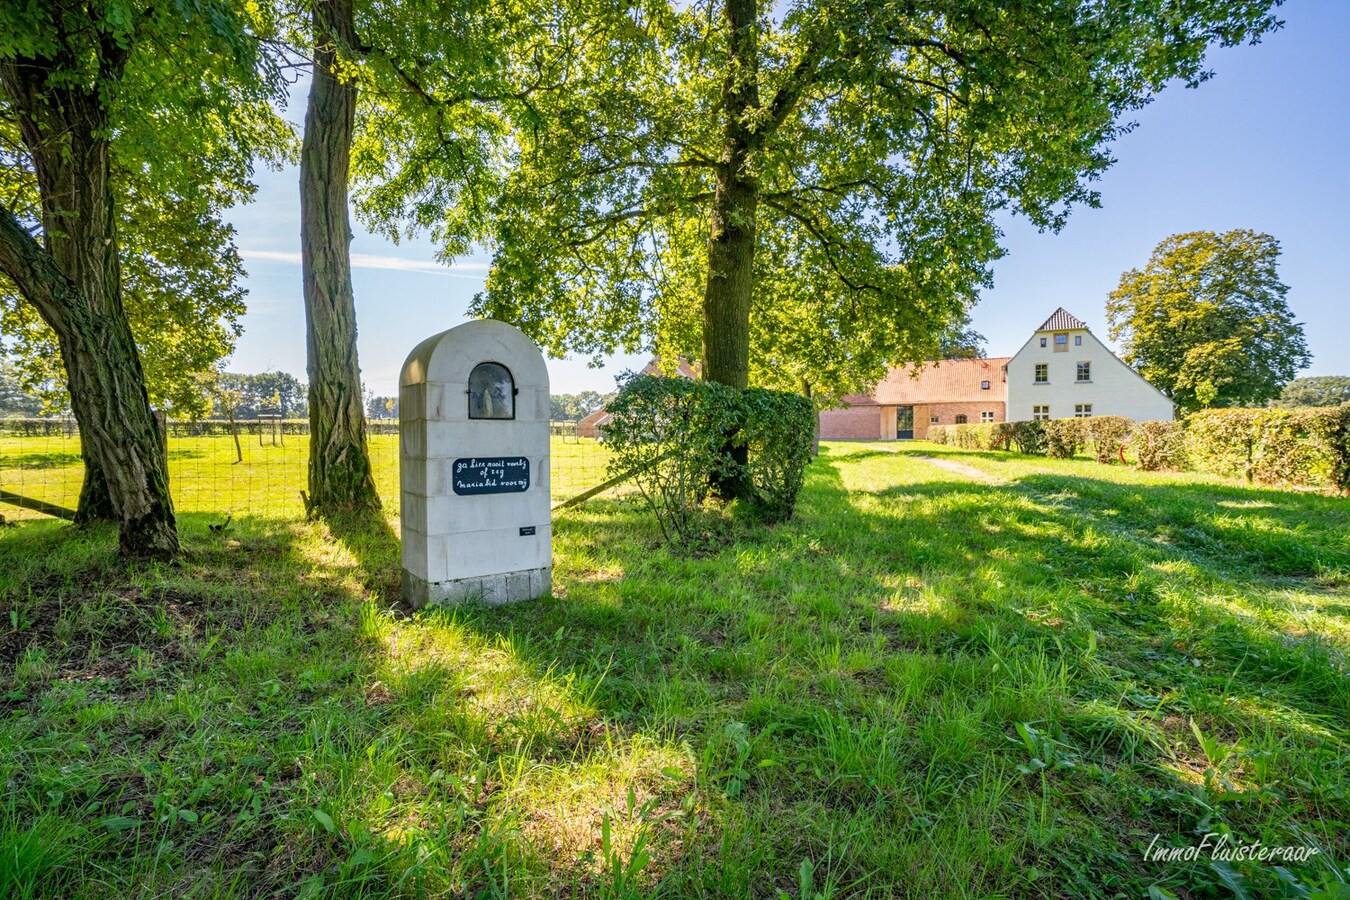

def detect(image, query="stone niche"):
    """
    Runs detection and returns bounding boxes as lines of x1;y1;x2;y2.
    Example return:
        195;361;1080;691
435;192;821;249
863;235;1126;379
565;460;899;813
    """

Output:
399;320;551;607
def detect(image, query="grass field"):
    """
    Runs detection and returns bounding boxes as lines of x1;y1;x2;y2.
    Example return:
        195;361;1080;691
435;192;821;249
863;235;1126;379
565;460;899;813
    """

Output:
0;434;617;521
1;441;1347;897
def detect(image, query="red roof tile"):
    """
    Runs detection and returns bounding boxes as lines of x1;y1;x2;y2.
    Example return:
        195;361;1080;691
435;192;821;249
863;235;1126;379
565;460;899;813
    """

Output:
845;357;1010;405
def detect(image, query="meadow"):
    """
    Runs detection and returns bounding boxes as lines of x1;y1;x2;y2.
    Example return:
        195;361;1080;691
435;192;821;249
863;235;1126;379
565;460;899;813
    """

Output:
0;433;617;521
1;441;1346;898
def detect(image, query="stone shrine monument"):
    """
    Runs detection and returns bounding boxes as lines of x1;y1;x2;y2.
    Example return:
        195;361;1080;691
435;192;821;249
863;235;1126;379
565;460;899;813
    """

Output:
399;320;551;606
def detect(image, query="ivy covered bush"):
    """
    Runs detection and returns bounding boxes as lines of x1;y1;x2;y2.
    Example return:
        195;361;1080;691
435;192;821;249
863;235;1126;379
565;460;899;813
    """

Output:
1184;407;1350;490
603;375;815;543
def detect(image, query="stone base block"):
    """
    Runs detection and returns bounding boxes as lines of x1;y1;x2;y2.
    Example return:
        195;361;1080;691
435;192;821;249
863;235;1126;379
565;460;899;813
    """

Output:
403;566;551;609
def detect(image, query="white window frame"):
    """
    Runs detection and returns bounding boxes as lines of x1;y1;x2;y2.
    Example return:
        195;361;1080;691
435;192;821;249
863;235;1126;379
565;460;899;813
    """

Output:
1034;363;1048;383
1074;404;1093;418
1033;405;1050;421
980;411;995;423
1076;361;1091;382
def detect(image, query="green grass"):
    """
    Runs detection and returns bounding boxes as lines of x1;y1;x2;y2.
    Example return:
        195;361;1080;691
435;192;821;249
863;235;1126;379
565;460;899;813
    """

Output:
0;434;617;521
1;441;1347;897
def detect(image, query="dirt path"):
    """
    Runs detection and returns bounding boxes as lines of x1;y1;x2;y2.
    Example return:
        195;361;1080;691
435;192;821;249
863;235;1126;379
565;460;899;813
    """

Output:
876;448;1001;483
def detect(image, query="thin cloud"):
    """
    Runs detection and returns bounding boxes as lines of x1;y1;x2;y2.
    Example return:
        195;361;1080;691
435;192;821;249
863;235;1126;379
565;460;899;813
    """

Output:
241;248;489;279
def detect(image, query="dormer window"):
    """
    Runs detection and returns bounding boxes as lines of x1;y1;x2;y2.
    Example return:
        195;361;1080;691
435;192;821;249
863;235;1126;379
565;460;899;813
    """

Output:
1053;333;1068;352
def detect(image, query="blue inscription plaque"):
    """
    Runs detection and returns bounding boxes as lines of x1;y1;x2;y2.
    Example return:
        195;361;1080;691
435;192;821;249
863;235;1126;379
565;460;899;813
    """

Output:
452;457;530;495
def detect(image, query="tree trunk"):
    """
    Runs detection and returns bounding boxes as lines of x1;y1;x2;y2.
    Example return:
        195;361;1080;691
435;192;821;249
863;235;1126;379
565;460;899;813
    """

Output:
0;64;178;558
700;0;760;499
700;0;761;392
300;0;381;516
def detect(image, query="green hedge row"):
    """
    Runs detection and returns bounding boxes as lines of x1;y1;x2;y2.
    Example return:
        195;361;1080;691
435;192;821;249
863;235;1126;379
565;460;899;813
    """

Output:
603;375;816;543
1184;407;1350;491
926;407;1350;491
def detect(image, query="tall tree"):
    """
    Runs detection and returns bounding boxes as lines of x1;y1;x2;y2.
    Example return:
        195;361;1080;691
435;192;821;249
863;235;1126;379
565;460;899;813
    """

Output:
1107;230;1310;410
0;1;286;554
300;0;380;516
472;0;1283;401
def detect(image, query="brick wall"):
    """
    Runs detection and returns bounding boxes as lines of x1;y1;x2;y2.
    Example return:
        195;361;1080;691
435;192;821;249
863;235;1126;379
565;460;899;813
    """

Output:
914;402;1005;440
819;406;885;440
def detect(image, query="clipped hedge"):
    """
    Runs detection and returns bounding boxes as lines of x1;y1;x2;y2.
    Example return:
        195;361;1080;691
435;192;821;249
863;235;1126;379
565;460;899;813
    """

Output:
1042;418;1083;459
1184;407;1350;491
603;375;815;543
1130;420;1185;471
925;407;1346;493
1083;415;1133;464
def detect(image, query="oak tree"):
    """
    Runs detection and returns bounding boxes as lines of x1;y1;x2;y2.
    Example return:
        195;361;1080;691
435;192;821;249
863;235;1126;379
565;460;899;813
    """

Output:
1107;230;1310;410
471;0;1283;403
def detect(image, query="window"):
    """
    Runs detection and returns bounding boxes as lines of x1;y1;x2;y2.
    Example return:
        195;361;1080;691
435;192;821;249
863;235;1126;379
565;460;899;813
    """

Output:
1074;404;1093;418
1033;405;1050;421
1040;337;1047;347
1034;363;1048;383
955;414;968;424
1054;333;1068;352
981;411;995;423
980;380;991;390
1074;335;1082;346
468;362;516;419
1076;361;1091;382
930;416;940;425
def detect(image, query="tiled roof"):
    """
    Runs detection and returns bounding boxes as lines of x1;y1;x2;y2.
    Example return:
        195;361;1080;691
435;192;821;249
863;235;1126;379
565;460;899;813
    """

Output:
1035;308;1088;332
844;357;1011;406
577;408;609;427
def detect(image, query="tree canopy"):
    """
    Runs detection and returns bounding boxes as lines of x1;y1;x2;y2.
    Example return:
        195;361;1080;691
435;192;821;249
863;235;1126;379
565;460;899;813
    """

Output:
1276;375;1350;408
423;0;1288;398
1107;230;1310;410
0;2;291;419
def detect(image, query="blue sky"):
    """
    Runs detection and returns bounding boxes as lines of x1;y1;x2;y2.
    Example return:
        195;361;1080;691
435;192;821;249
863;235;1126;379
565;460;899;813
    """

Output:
226;0;1349;397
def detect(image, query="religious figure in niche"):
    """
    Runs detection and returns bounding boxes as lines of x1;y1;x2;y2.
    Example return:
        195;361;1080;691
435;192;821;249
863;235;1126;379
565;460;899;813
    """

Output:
468;362;515;419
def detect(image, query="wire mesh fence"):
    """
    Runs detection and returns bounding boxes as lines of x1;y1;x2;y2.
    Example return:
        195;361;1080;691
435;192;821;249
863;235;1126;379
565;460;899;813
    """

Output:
0;418;627;524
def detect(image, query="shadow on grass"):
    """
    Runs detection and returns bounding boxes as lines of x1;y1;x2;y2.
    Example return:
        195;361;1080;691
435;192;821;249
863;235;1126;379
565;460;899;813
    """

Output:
1;451;1346;897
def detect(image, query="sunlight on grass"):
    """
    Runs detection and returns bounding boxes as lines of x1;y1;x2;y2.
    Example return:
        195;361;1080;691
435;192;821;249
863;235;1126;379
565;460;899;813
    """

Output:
1;440;1347;896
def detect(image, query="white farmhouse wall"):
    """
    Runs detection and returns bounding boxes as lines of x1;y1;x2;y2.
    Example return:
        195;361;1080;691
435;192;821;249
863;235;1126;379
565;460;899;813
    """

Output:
1005;327;1174;422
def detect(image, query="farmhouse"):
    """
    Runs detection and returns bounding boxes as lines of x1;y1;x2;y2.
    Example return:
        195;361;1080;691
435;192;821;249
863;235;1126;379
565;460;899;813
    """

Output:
818;308;1175;441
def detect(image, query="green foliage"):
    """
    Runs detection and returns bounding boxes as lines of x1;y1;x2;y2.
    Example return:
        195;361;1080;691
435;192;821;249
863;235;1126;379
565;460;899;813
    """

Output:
1107;231;1311;410
1083;416;1134;464
0;0;293;418
205;372;307;421
1130;421;1186;472
1278;376;1350;409
1184;407;1350;491
448;0;1284;395
0;360;45;417
736;386;818;522
551;391;611;422
940;422;1009;451
1007;420;1046;455
603;375;814;543
1043;419;1084;459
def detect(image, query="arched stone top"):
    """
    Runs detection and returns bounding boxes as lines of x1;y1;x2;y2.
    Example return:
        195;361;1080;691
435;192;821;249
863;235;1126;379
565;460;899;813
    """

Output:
401;319;549;391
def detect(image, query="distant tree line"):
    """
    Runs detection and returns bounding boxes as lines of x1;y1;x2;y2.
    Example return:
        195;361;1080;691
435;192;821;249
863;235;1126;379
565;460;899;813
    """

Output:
550;392;612;422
